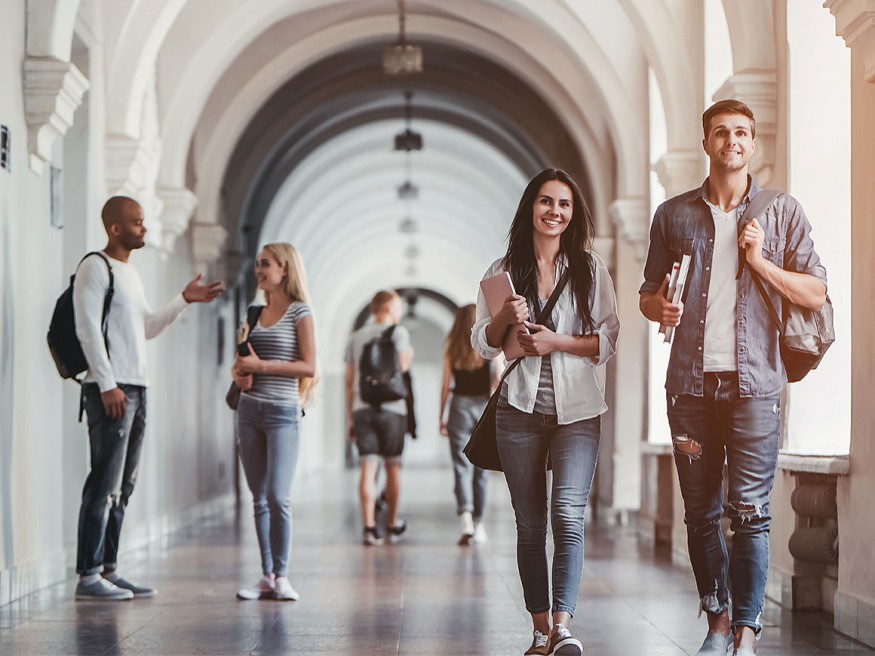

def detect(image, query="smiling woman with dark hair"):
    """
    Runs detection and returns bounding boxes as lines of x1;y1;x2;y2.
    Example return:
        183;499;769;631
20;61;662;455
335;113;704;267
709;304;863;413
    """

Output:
472;168;620;656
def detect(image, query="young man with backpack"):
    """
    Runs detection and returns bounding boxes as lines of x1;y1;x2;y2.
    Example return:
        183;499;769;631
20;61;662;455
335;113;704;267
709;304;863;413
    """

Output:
639;100;827;656
345;290;413;545
71;196;223;600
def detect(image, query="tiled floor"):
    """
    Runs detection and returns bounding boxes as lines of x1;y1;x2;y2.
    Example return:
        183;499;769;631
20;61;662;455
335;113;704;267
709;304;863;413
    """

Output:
0;466;871;655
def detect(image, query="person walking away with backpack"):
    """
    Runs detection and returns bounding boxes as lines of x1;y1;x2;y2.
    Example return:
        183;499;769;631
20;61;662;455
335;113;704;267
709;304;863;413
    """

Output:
231;243;316;602
345;290;413;545
73;196;223;601
439;303;499;545
639;99;828;656
472;169;619;656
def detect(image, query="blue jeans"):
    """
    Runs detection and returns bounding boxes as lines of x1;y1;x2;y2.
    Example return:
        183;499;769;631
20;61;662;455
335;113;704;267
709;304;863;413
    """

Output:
667;372;781;634
76;384;147;575
496;402;600;616
237;396;300;577
446;394;489;520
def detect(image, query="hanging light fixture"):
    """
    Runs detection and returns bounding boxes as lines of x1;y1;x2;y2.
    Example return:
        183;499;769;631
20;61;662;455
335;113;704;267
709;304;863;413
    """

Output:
394;90;422;151
383;0;423;75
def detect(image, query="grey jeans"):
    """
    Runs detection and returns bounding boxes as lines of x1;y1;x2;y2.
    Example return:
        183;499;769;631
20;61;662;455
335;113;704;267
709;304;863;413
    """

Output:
496;401;600;616
77;383;147;575
237;395;300;577
446;394;489;520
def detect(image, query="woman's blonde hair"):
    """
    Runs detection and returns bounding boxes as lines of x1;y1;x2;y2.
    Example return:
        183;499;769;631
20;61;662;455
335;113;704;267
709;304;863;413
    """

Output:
445;304;484;371
261;242;317;407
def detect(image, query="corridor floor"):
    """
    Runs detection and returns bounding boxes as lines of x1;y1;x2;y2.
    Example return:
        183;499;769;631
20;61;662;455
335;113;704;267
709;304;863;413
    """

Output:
0;466;871;655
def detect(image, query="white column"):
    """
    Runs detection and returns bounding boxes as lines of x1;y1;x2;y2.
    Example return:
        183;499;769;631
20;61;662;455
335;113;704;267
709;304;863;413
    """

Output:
605;198;648;513
653;150;703;198
825;0;875;647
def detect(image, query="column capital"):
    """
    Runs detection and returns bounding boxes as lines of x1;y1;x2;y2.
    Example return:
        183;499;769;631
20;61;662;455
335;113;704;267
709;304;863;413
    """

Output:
23;57;89;175
105;133;154;197
191;223;227;270
652;150;703;199
157;187;198;254
826;0;875;82
608;198;649;261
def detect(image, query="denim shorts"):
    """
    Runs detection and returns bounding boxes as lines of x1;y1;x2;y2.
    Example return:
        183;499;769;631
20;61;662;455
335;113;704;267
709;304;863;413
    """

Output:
353;407;406;461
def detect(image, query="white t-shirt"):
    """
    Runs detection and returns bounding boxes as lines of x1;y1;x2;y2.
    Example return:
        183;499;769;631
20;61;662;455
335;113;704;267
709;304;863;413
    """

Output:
73;253;188;391
703;202;739;372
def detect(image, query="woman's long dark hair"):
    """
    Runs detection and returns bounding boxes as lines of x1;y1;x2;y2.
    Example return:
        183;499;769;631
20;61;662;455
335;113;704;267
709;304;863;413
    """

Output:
501;168;596;331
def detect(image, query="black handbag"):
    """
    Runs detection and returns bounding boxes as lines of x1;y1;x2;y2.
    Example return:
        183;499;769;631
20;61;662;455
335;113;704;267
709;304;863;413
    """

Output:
226;305;265;410
463;269;571;471
739;191;835;383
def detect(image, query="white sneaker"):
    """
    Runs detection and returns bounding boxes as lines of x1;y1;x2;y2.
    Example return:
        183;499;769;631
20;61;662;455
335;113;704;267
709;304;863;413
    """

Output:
274;576;299;601
472;521;488;544
75;577;134;601
236;575;275;600
459;511;475;545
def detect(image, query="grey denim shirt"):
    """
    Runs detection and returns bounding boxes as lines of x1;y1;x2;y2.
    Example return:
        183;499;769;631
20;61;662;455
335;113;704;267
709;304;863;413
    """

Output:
639;177;828;398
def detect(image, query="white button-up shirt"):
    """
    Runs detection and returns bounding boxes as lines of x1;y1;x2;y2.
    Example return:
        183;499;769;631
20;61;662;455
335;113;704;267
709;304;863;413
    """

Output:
471;253;620;425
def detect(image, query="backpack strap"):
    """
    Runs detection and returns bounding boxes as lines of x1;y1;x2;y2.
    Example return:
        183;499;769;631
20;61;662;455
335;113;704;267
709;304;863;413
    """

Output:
736;190;781;280
76;252;114;421
733;190;784;333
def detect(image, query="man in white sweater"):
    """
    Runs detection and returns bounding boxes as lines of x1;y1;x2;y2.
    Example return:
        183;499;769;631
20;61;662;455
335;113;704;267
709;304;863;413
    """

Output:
73;196;223;600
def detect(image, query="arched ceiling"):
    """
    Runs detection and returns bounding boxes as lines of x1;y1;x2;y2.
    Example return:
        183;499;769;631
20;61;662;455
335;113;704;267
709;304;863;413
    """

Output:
221;39;593;256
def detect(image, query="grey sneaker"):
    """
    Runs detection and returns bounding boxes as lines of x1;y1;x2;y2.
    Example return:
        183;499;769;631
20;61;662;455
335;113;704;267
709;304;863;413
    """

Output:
104;575;155;598
733;649;756;656
75;578;134;601
524;629;549;655
549;624;582;656
696;632;733;656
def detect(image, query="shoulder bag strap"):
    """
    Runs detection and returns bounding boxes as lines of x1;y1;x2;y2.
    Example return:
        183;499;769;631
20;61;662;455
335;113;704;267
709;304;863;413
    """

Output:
246;305;265;330
735;191;784;334
495;267;572;386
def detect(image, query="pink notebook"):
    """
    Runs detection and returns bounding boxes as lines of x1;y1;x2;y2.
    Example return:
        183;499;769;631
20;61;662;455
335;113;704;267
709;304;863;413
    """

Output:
479;272;527;360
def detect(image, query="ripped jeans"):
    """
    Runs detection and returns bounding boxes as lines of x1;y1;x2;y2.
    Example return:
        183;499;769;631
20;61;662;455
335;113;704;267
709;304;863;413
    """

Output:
666;372;781;635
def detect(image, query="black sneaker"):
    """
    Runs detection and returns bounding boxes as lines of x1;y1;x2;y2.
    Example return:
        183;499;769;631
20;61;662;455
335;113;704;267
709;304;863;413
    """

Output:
362;527;384;546
387;519;407;544
549;624;582;656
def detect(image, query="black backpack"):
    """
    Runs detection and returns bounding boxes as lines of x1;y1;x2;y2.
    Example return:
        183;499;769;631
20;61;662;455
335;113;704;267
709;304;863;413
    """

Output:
47;252;114;381
359;325;407;407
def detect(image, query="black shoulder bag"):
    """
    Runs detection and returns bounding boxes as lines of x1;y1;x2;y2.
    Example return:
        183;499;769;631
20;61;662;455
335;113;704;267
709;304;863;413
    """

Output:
739;191;835;383
463;268;571;471
226;305;265;410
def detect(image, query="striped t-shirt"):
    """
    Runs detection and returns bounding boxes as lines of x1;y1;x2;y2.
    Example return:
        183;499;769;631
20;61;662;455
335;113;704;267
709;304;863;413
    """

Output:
241;302;312;406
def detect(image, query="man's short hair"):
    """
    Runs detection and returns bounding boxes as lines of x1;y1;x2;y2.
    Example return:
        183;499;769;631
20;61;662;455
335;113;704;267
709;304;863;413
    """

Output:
370;290;400;315
702;99;756;139
101;196;140;229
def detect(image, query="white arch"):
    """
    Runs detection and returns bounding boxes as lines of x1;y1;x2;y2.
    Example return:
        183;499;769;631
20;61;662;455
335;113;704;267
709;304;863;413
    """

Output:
103;0;187;137
152;0;645;219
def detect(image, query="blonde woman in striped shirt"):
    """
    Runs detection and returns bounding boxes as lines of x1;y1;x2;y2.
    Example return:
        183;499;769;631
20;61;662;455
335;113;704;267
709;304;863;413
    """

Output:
232;243;316;601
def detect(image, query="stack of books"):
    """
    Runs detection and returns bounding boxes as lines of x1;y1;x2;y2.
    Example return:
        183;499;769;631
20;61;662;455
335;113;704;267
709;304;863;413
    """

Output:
659;253;691;344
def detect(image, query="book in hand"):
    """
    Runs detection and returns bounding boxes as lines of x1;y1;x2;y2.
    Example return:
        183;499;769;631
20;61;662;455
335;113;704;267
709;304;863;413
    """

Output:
662;253;691;344
479;272;527;360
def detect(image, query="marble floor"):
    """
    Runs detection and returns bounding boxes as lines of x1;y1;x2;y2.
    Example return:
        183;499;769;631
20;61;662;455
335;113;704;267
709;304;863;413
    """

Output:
0;465;871;655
